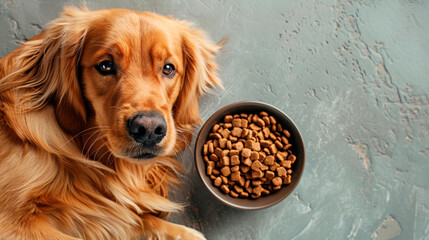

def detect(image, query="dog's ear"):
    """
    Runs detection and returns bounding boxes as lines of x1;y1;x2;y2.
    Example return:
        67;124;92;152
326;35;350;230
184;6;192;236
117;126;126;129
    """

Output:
48;7;90;135
173;23;223;133
0;7;90;135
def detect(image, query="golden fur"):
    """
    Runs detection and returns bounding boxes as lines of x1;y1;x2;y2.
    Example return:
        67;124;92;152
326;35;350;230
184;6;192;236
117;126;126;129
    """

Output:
0;7;221;240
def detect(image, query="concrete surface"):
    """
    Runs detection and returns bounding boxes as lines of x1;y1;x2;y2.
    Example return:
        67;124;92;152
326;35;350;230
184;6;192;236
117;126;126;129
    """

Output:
1;0;428;239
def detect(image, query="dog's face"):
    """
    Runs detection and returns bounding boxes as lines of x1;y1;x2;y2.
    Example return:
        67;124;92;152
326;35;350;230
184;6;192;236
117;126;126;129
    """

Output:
80;11;185;159
48;8;221;161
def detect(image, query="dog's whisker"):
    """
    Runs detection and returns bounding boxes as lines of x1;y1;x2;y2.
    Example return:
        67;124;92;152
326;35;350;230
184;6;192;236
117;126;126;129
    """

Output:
99;149;113;163
176;127;193;134
176;136;191;149
92;134;110;159
81;129;104;154
84;131;109;159
61;126;109;147
85;134;110;158
175;130;192;149
106;152;115;166
97;141;117;165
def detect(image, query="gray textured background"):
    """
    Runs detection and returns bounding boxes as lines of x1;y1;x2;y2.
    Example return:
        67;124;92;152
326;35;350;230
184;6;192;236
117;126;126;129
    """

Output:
1;0;428;239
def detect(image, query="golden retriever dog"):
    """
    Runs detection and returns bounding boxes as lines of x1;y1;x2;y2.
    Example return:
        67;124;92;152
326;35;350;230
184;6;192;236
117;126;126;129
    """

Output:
0;7;221;240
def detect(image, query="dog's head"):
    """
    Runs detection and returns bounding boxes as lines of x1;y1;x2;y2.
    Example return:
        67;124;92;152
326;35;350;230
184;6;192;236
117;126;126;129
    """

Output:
30;8;221;161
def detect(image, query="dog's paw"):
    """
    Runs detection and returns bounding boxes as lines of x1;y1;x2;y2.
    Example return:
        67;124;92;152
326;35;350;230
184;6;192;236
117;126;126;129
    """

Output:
174;225;206;240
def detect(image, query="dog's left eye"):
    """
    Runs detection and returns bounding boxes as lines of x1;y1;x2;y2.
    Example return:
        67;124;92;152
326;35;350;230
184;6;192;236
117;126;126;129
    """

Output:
95;60;116;76
162;64;176;77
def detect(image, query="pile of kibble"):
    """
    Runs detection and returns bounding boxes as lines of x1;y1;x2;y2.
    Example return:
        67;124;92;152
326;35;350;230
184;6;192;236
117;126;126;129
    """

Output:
202;111;296;199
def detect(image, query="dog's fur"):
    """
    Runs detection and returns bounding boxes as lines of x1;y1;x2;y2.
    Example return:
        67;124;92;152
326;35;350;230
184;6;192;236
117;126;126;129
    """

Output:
0;7;221;240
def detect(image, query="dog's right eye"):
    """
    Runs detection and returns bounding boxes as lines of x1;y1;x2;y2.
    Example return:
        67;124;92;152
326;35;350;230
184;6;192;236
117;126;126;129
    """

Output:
95;60;116;76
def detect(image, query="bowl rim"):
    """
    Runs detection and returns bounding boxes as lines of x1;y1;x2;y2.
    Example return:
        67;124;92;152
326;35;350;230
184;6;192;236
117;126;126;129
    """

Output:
194;101;305;210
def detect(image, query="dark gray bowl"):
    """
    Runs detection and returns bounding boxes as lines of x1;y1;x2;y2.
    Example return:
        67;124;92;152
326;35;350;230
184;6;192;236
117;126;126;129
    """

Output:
194;101;305;210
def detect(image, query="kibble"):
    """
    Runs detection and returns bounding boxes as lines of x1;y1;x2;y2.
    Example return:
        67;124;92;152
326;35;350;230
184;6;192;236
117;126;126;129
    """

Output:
203;111;296;199
214;177;222;187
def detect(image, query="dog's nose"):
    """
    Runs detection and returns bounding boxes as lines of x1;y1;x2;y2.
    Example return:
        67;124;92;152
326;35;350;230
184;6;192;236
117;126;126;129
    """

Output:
127;112;167;146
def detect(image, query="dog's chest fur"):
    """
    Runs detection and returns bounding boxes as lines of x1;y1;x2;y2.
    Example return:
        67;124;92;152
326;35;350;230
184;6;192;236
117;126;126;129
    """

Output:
0;118;177;239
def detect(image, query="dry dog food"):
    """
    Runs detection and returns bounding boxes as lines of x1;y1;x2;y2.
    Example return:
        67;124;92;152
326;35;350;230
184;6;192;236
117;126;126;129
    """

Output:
202;111;296;199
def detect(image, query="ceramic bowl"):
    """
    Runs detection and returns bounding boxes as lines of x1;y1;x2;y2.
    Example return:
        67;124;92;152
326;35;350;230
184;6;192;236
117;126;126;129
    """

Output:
194;101;305;209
